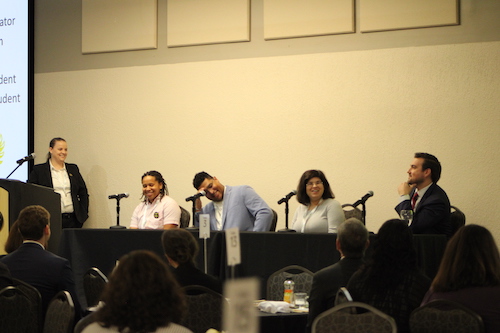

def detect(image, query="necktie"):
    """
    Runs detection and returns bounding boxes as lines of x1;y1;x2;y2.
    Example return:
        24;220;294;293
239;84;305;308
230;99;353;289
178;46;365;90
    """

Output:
411;192;419;210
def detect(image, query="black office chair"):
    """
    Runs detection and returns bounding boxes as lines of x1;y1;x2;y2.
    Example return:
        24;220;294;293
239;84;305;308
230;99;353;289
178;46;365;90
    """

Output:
0;286;34;333
312;301;397;333
179;206;191;228
83;267;108;308
266;265;313;301
181;285;227;333
449;205;466;237
12;278;43;333
43;290;75;333
410;299;484;333
269;209;278;231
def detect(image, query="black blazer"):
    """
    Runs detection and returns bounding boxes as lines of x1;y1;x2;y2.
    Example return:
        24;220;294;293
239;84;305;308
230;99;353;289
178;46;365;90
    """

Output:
0;242;81;316
171;262;223;294
306;257;364;333
0;262;12;290
395;183;451;237
28;161;89;225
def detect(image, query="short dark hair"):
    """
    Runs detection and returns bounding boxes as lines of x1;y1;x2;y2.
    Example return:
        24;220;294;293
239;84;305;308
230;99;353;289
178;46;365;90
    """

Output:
337;218;368;258
141;170;168;200
97;250;186;331
432;225;500;292
415;152;441;183
162;228;199;265
296;170;334;205
193;171;213;190
17;205;50;241
46;137;66;161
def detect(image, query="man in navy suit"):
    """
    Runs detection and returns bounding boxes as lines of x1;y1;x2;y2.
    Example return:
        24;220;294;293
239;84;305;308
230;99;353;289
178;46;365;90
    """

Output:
0;205;80;317
395;152;452;237
306;218;369;333
192;171;273;231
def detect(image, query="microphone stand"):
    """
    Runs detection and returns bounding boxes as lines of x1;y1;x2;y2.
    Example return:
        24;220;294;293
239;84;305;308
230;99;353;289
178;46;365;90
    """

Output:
277;197;296;233
186;198;199;230
110;197;126;229
6;164;22;179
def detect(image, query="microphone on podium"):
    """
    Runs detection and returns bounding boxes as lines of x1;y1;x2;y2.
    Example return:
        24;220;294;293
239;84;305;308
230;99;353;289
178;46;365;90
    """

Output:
108;193;129;199
278;190;297;204
352;191;374;207
186;190;206;202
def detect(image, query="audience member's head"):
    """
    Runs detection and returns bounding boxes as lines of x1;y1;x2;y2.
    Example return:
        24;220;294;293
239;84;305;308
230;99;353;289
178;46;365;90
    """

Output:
4;220;23;253
432;224;500;292
97;250;186;332
17;205;50;242
296;169;334;205
162;228;199;267
364;219;417;289
337;218;369;258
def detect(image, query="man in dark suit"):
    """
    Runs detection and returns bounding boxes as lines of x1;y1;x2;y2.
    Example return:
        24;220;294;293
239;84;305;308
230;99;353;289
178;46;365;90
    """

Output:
0;205;80;317
306;218;369;333
0;211;13;290
396;152;452;237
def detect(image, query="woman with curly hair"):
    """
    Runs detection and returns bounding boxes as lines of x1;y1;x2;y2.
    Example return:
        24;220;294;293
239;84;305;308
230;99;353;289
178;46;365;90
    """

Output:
130;170;181;229
346;219;430;333
82;250;192;333
421;224;500;332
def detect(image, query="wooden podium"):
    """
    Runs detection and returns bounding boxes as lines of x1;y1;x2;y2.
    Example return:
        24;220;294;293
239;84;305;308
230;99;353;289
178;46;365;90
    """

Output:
0;179;62;254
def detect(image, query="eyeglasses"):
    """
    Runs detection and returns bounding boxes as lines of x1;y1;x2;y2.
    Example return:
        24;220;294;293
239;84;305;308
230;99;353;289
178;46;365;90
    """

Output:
306;181;323;187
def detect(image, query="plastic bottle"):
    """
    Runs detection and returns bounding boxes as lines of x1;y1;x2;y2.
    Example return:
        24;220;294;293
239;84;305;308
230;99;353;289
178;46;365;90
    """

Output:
283;278;295;306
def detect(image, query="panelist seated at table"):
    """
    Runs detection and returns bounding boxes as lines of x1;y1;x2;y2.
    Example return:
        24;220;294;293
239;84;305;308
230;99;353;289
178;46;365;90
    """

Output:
291;170;345;233
395;152;452;237
162;228;223;294
130;170;181;230
192;171;272;232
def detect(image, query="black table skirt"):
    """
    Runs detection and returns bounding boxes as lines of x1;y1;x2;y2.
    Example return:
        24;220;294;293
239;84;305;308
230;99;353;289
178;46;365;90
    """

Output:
59;229;446;309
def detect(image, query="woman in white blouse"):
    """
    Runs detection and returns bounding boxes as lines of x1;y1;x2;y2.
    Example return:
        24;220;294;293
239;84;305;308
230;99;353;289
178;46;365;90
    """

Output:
291;170;345;233
130;170;181;229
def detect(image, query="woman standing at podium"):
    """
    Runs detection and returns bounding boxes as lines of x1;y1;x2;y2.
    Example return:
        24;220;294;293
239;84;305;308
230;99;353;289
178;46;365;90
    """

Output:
28;137;89;228
130;170;181;230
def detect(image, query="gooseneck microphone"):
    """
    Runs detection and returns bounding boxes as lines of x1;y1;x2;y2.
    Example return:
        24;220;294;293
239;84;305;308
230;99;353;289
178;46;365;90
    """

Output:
352;191;374;207
16;153;35;165
108;193;129;199
185;190;206;202
278;190;297;204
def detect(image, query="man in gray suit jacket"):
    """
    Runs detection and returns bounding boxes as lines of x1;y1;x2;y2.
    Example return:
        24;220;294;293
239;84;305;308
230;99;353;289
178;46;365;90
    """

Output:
306;218;369;333
192;171;272;231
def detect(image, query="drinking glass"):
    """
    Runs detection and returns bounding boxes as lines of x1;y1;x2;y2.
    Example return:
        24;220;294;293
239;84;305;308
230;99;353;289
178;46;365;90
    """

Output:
400;210;413;224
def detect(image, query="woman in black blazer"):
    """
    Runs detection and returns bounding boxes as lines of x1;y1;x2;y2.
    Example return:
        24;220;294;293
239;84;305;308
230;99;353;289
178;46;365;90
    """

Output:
28;137;89;228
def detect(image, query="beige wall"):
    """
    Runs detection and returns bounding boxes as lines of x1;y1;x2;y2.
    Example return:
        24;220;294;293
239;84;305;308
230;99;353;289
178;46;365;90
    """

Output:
33;1;500;241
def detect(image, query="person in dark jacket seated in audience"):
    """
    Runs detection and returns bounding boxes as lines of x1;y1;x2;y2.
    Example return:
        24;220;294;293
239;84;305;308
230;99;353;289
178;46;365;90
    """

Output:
306;218;369;333
83;250;191;333
421;224;500;333
162;228;223;294
0;205;81;318
347;219;430;333
0;211;13;289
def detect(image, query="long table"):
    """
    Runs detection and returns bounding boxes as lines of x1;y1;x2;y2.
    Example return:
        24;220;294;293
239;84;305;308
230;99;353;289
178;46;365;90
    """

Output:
59;229;447;309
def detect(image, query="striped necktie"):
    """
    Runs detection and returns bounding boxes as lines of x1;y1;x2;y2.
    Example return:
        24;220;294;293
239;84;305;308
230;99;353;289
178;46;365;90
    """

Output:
411;192;419;210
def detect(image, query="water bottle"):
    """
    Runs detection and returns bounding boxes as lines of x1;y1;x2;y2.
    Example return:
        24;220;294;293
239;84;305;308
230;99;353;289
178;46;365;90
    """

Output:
283;278;295;306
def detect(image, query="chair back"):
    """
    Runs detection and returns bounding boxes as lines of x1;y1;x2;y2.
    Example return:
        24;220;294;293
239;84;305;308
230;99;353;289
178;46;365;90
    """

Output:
342;204;363;223
11;278;43;333
334;287;353;306
0;286;34;333
181;285;227;333
269;209;278;231
449;205;466;237
73;311;98;333
410;299;484;333
266;265;313;301
83;267;108;308
180;206;191;228
312;301;397;333
43;290;75;333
